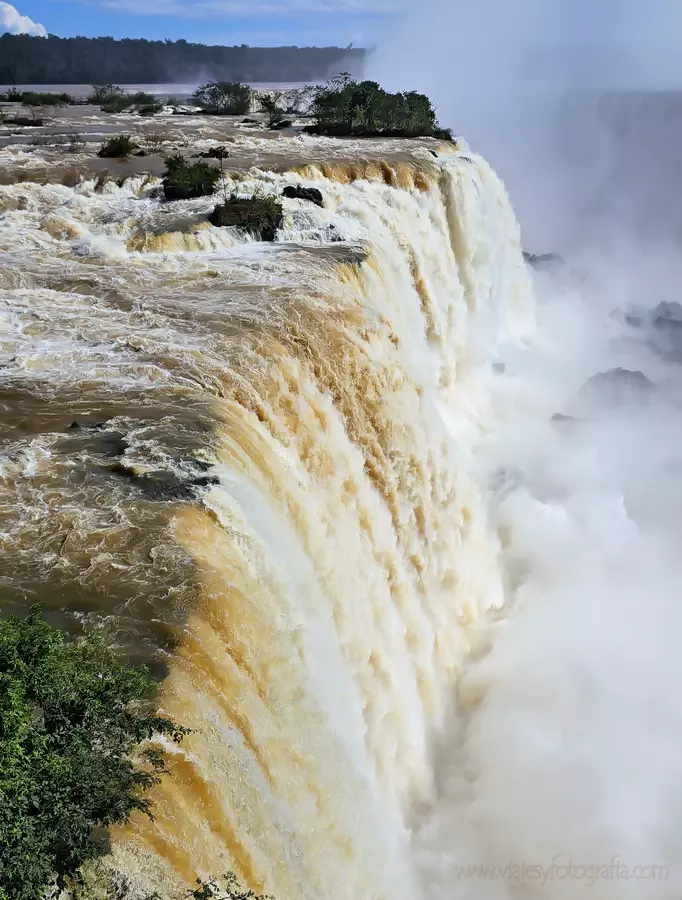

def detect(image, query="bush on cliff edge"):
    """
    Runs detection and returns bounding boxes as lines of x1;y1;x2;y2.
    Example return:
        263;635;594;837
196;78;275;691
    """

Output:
0;606;188;900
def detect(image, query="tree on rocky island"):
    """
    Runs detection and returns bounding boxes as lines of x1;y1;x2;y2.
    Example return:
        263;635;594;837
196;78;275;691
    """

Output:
88;84;125;105
0;606;189;900
193;82;252;115
255;91;287;128
308;74;452;139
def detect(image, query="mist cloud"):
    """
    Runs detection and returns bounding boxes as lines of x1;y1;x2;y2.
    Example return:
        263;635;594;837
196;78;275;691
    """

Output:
370;0;682;251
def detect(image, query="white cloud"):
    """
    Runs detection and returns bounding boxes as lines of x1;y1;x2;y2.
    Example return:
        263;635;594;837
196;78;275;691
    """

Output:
0;1;46;34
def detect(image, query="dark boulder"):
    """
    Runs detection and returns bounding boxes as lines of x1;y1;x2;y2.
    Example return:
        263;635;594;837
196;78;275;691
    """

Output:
282;185;324;207
653;301;682;331
107;465;219;501
272;120;293;130
209;196;283;242
199;146;230;160
523;251;564;270
580;368;653;404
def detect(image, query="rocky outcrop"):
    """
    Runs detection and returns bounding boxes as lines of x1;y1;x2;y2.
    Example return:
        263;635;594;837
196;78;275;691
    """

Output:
282;185;324;207
209;197;283;241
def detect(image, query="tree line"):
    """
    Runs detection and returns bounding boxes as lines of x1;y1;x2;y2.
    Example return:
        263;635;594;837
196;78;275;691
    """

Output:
0;34;365;86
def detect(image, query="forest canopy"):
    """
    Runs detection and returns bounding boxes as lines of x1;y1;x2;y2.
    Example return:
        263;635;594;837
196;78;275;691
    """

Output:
0;34;365;85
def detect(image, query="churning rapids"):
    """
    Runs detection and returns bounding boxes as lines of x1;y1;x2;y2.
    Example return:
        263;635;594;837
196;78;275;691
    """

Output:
2;129;682;900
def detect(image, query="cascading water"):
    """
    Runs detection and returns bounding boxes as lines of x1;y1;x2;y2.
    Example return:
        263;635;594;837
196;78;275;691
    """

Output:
0;143;533;899
14;127;682;900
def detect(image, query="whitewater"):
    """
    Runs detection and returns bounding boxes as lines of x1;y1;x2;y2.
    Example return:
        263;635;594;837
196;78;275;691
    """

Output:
1;131;682;900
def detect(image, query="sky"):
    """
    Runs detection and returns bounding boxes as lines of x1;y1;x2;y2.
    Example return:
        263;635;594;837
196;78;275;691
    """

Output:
0;0;396;44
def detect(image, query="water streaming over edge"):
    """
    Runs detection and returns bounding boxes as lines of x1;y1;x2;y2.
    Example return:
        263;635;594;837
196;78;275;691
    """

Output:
0;138;534;899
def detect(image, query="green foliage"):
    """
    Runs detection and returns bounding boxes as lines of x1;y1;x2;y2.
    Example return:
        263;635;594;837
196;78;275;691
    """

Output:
187;872;274;900
100;91;157;113
0;606;188;900
98;134;138;158
209;192;283;242
139;103;164;117
192;82;252;115
16;91;70;106
142;871;273;900
162;153;221;200
308;74;452;139
255;91;286;127
88;84;125;104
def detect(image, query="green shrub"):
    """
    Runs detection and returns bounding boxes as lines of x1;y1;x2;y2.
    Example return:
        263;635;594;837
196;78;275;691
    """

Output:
98;91;157;113
97;134;138;158
307;74;451;139
162;153;221;200
19;91;70;106
209;193;283;242
139;102;163;117
0;606;188;900
88;84;125;105
255;91;286;128
192;82;252;115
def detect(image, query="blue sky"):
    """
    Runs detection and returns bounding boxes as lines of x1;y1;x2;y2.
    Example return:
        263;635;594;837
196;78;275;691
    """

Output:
2;0;397;45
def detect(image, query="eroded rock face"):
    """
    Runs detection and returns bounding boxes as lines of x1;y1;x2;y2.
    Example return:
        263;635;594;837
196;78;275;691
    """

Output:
209;197;283;241
282;185;324;207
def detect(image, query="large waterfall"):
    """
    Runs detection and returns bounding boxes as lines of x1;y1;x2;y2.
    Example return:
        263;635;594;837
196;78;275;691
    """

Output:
4;134;682;900
0;146;530;898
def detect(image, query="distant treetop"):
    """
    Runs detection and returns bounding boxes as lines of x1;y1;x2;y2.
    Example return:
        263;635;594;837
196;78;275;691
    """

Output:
0;33;366;85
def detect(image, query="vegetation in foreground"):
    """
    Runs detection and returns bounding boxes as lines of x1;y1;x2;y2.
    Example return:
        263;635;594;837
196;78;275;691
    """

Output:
98;134;138;158
162;153;221;200
143;872;274;899
307;74;453;139
0;606;188;900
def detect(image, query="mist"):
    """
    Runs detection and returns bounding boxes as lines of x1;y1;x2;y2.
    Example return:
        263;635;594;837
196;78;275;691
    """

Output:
370;0;682;253
370;2;682;898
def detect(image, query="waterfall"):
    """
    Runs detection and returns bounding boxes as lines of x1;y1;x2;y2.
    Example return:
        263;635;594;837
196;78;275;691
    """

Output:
0;147;533;899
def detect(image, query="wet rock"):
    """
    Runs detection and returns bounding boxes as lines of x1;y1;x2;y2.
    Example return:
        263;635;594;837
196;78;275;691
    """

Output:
189;459;212;472
523;251;564;270
209;197;283;242
282;185;324;207
198;146;230;160
107;464;219;500
272;120;293;130
580;368;654;403
653;301;682;331
99;431;129;457
69;420;107;430
134;149;147;157
192;475;220;488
